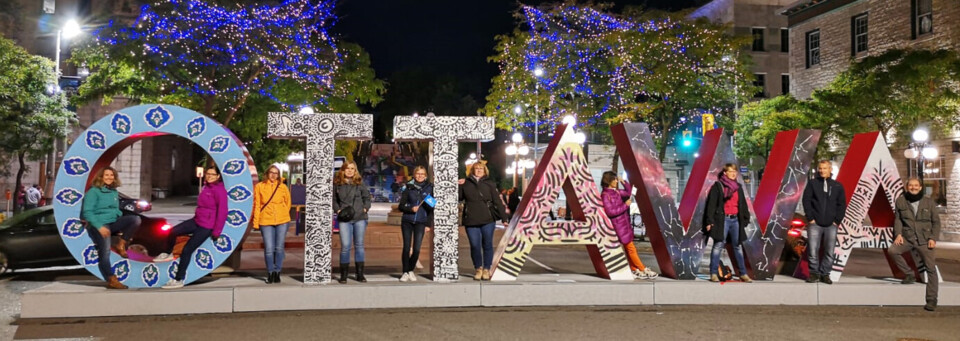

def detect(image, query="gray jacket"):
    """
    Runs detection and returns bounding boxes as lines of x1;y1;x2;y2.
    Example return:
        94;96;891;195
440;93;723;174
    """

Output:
894;195;941;243
333;183;371;222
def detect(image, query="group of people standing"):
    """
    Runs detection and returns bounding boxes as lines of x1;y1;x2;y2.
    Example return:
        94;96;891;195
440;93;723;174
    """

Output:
77;158;943;311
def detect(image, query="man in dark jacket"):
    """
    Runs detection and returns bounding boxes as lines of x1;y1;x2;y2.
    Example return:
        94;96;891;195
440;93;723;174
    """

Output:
801;160;846;284
888;177;941;311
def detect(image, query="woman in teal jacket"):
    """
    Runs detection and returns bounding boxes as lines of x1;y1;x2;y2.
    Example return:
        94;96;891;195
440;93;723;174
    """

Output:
81;166;142;289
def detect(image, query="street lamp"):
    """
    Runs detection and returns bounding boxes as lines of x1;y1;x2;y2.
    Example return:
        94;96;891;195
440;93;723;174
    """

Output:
505;132;532;189
532;67;544;165
904;128;939;185
298;106;315;115
55;19;82;79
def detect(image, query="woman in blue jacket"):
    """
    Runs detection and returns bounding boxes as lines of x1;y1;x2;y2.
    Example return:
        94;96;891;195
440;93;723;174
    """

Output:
81;166;142;289
397;166;433;282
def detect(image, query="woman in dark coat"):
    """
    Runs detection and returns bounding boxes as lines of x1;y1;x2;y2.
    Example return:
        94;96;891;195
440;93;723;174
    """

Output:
458;161;506;281
702;163;752;283
397;166;433;282
333;161;372;283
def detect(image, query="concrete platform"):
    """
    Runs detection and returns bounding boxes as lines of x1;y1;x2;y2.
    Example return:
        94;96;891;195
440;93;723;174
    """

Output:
20;275;960;318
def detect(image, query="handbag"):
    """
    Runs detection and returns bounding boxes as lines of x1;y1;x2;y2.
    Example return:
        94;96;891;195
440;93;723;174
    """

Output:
717;260;733;282
474;181;501;221
336;185;357;222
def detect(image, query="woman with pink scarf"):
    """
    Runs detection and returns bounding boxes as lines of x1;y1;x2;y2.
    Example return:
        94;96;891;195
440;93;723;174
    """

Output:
702;163;752;283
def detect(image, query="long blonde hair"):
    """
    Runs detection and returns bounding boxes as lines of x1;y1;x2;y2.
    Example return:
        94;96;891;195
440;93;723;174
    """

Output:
334;161;362;185
91;167;120;189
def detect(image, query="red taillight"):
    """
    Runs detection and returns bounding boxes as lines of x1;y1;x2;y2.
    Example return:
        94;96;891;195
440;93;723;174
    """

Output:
791;219;805;227
161;223;172;231
787;228;801;237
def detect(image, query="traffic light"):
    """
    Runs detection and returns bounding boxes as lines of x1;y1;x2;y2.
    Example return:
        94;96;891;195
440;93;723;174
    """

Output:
680;130;694;149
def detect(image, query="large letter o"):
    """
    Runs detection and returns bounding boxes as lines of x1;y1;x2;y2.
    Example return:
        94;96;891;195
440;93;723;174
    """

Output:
54;104;254;288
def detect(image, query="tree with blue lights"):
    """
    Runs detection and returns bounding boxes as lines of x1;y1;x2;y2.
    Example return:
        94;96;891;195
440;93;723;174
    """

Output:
484;4;755;160
72;0;384;163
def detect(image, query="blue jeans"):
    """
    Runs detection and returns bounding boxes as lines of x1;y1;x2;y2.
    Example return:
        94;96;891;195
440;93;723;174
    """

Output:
86;215;141;279
807;223;838;276
165;218;213;281
465;222;496;269
261;224;289;273
710;217;747;275
338;220;367;263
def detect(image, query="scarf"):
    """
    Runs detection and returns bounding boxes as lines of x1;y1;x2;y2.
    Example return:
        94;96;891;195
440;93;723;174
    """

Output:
904;190;923;203
718;174;740;199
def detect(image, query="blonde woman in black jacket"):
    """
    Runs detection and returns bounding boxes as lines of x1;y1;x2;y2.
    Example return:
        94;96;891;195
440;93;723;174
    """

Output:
457;162;506;281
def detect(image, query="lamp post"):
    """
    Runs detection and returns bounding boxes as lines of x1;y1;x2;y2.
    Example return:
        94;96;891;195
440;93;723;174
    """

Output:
904;128;939;186
505;132;531;189
44;19;82;203
54;19;82;80
533;67;544;164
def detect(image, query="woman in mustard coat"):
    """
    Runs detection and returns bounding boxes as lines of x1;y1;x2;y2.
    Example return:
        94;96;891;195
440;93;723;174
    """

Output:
252;165;292;284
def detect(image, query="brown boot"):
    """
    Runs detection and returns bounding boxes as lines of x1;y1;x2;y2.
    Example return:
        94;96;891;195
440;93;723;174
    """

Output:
106;275;128;290
113;239;129;258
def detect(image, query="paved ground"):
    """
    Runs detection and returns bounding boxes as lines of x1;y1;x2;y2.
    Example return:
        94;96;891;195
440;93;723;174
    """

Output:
10;305;960;340
2;197;960;340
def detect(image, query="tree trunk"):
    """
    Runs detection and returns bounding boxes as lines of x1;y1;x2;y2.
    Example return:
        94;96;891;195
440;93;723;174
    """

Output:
611;148;620;173
13;151;26;213
657;131;669;162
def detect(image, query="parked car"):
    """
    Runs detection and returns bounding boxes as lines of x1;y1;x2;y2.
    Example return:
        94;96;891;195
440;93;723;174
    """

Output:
0;206;169;274
119;192;152;213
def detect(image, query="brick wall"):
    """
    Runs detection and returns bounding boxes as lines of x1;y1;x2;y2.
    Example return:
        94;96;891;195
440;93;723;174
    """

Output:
789;0;960;99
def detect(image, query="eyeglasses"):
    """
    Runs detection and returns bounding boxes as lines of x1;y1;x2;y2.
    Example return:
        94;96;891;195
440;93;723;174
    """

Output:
268;171;280;175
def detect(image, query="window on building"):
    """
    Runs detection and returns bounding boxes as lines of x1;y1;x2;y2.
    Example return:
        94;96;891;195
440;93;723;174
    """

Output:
912;0;933;38
852;13;868;55
752;28;765;51
781;28;789;53
806;30;820;68
781;74;790;95
754;74;766;98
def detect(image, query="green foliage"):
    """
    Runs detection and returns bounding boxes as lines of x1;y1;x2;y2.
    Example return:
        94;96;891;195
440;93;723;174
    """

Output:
811;49;960;146
0;34;76;177
735;49;960;165
71;6;386;167
483;5;756;160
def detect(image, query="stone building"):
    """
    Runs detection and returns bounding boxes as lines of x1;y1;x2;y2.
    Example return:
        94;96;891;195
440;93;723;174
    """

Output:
0;0;195;208
691;0;796;100
782;0;960;241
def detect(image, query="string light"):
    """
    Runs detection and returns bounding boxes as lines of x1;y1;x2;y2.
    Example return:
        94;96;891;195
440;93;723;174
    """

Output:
92;0;342;110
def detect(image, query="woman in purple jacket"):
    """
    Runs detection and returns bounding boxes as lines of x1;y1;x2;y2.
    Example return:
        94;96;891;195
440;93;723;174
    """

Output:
600;171;657;280
155;166;228;289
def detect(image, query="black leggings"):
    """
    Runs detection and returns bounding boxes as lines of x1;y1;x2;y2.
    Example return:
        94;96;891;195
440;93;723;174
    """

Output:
400;221;426;273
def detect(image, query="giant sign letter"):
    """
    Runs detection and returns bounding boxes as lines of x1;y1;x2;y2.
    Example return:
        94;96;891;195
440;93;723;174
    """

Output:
612;123;819;280
491;124;633;281
267;112;372;284
393;115;495;281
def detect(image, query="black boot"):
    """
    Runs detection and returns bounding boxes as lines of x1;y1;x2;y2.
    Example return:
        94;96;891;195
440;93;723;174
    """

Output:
924;299;937;312
266;272;274;284
356;262;367;283
806;273;819;283
273;272;281;284
339;263;349;284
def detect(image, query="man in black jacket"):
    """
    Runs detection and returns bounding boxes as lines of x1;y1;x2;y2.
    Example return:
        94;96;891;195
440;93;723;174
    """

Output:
801;160;847;284
888;178;941;311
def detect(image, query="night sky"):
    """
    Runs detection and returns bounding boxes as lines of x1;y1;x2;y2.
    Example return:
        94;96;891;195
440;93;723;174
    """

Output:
334;0;705;108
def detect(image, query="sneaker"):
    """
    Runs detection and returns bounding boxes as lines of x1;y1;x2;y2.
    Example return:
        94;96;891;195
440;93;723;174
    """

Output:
642;268;659;279
409;272;417;282
153;253;175;262
740;275;753;283
901;274;916;285
632;269;645;280
162;279;183;289
709;274;719;282
399;272;410;282
806;273;820;283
